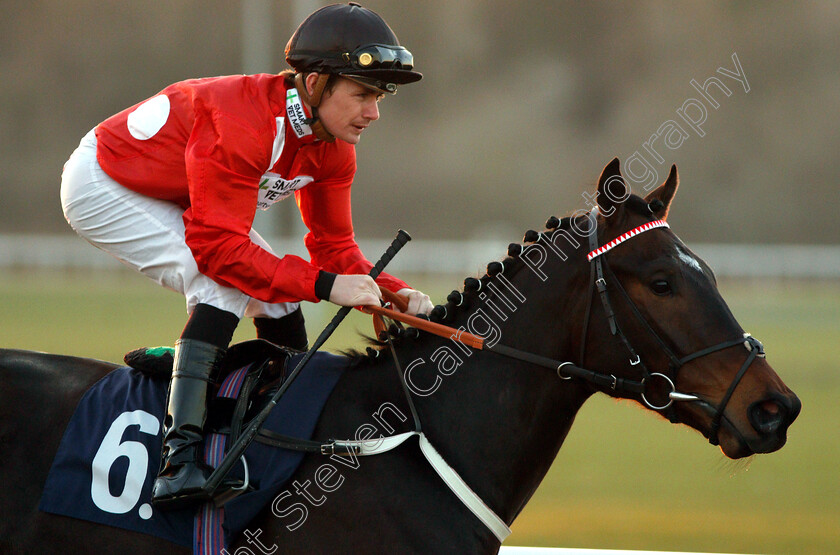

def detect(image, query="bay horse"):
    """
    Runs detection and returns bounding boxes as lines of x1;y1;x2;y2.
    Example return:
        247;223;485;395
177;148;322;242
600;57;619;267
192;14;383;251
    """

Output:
0;159;800;554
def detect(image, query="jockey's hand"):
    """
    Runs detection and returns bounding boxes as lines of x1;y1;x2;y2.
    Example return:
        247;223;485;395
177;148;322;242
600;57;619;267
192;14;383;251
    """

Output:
397;288;434;316
329;274;382;308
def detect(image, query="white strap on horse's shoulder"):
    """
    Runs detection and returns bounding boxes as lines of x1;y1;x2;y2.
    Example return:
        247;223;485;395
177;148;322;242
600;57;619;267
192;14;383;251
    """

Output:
352;430;418;455
350;430;511;543
418;433;512;543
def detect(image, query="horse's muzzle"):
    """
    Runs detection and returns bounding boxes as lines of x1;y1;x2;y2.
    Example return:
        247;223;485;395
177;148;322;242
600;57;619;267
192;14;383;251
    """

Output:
746;392;801;453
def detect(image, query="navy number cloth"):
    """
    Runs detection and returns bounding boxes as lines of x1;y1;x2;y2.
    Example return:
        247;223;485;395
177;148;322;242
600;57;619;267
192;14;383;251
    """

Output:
39;351;347;548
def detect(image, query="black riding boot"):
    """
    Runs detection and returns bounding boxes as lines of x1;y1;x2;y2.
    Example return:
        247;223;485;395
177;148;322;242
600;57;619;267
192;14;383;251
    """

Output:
254;306;308;351
151;338;224;509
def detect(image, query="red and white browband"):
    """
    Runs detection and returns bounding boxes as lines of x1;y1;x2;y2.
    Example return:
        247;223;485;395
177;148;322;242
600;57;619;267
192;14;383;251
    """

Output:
587;220;670;261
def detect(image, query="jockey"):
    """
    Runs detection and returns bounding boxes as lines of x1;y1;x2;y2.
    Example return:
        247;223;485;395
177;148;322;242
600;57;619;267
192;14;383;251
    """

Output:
60;2;432;509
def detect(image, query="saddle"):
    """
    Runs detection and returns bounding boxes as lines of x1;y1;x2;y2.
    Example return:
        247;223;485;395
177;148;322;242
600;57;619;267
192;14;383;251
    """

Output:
40;339;349;550
124;339;359;463
126;339;289;448
124;339;294;382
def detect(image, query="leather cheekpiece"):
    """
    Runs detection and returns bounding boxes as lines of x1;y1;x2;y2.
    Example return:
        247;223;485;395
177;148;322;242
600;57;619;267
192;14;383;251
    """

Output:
294;73;335;143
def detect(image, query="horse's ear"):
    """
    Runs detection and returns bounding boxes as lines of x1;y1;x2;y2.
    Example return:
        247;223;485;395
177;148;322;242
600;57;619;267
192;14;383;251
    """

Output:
595;157;627;218
644;164;679;220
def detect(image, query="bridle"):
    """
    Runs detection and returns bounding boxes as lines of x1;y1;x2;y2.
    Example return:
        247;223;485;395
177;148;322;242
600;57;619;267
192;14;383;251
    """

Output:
345;209;769;540
365;208;767;446
580;209;766;445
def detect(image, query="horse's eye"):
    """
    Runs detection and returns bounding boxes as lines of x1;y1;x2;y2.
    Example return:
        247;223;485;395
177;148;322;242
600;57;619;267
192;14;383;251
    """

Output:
650;280;672;296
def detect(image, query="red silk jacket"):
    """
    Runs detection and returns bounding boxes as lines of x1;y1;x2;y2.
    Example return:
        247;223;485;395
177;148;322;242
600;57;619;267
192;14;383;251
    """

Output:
95;73;407;303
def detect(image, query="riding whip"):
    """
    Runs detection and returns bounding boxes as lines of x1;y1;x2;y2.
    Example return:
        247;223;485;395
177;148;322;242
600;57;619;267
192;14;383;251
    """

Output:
203;229;412;498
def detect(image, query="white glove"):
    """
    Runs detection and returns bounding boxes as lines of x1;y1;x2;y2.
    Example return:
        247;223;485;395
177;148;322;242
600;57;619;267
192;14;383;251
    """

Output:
397;288;434;316
329;274;382;307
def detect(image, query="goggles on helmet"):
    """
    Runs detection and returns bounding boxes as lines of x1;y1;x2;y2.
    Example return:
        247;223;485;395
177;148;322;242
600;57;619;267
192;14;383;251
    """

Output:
342;44;415;71
342;74;399;94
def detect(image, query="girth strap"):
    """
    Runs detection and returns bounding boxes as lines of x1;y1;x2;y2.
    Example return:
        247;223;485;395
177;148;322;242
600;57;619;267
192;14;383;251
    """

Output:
253;428;413;457
418;433;511;542
254;427;513;542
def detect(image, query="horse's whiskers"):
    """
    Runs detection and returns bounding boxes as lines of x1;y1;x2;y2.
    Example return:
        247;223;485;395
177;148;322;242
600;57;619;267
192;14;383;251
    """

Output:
714;454;755;477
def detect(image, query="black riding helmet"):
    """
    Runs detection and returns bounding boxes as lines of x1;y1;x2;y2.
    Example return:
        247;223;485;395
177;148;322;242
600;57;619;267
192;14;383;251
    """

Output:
285;2;422;98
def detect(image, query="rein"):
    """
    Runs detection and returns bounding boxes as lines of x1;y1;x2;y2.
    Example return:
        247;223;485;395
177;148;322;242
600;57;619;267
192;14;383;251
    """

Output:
366;209;766;446
364;300;648;398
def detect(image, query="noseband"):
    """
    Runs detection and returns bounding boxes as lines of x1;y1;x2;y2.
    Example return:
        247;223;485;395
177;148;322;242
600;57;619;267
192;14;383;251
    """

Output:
581;210;765;445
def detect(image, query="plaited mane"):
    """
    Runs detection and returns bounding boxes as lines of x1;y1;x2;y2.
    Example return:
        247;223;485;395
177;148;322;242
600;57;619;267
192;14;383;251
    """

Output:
350;193;665;363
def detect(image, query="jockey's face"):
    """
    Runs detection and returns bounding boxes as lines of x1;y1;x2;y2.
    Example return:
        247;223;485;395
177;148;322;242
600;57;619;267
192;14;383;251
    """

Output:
312;76;382;144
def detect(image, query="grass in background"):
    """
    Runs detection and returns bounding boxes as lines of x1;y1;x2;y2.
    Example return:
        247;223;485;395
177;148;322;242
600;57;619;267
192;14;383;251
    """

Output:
1;271;837;553
0;270;449;362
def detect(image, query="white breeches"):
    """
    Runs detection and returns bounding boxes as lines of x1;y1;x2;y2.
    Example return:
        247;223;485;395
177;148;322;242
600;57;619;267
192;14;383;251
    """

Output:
60;130;298;320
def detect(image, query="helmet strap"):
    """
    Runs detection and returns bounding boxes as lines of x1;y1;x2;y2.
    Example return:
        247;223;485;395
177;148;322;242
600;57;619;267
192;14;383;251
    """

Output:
294;72;335;142
294;72;329;107
309;117;335;143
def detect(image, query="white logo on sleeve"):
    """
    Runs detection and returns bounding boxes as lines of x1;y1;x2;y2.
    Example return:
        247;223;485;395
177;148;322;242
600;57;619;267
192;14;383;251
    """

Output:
257;173;313;210
126;95;170;140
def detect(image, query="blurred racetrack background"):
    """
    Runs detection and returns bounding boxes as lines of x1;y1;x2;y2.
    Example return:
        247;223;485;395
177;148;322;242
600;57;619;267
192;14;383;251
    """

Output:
1;2;838;553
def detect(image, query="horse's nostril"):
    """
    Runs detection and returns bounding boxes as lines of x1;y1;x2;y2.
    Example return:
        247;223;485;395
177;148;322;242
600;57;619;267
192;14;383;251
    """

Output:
749;399;785;434
760;399;780;415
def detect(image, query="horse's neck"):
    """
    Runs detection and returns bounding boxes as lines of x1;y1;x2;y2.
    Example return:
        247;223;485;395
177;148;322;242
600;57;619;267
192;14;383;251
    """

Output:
406;261;592;522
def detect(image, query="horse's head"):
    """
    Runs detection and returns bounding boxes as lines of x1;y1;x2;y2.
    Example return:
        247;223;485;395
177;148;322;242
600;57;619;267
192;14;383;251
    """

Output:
578;158;800;459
